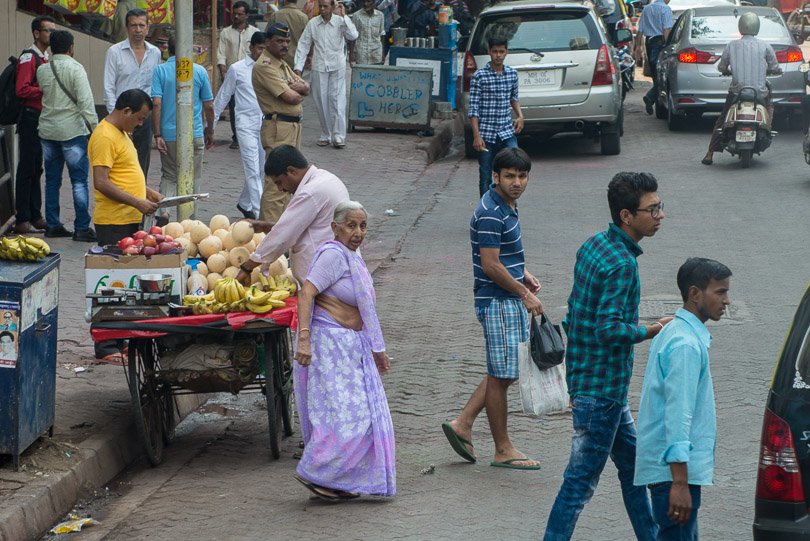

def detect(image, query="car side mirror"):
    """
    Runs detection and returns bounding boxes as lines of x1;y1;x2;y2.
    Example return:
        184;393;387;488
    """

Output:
614;28;633;45
793;32;806;45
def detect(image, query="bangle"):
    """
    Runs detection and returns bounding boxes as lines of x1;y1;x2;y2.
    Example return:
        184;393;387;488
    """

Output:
653;321;664;331
298;327;310;334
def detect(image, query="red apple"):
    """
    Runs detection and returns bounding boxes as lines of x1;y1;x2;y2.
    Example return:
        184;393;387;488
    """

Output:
133;230;148;240
142;246;157;257
154;234;166;243
149;225;163;235
117;237;135;250
163;235;173;242
158;242;175;254
133;238;144;247
143;235;157;248
123;245;141;255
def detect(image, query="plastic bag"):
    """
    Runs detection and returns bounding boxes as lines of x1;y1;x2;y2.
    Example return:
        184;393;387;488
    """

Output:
519;341;569;418
530;314;565;371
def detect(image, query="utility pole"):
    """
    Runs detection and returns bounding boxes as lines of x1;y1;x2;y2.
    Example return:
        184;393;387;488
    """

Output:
174;0;195;220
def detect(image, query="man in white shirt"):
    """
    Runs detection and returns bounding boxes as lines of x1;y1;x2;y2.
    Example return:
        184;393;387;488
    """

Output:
103;8;162;177
213;32;266;220
216;0;260;150
294;0;358;148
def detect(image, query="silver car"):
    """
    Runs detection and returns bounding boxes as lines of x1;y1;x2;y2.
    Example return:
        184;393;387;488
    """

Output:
654;6;805;130
460;0;627;156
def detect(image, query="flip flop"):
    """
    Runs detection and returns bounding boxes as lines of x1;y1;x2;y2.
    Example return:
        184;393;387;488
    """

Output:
316;140;330;146
701;157;713;165
441;421;476;463
293;475;340;502
489;458;542;470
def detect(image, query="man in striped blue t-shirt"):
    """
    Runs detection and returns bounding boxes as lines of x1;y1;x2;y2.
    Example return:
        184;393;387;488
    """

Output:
441;147;544;470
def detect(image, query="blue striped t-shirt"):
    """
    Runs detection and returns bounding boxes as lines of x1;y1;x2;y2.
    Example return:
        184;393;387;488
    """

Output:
470;189;524;308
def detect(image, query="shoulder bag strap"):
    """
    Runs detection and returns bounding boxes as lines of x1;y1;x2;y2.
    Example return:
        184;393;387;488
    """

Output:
49;59;93;133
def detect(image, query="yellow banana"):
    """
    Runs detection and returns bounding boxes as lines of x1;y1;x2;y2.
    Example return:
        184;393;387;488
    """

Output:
249;289;273;305
270;290;290;301
247;302;274;314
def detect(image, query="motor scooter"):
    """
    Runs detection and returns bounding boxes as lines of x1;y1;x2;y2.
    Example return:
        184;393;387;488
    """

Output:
716;82;779;168
615;45;635;101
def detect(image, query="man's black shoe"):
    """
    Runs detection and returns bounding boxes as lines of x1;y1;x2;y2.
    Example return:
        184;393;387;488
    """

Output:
72;228;97;242
236;204;256;219
643;96;654;115
45;225;73;238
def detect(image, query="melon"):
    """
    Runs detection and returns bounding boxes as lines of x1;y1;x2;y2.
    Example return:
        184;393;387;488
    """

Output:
198;235;223;258
223;232;237;251
229;247;251;267
222;266;240;279
209;214;230;233
213;229;229;243
206;253;228;274
163;222;184;239
268;255;288;277
206;272;223;291
244;240;256;252
196;261;208;276
250;266;262;286
252;232;265;245
181;219;195;233
176;237;197;257
190;222;211;244
231;221;254;244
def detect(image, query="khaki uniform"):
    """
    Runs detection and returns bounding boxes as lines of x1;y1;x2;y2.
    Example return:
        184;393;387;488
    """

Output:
252;51;306;223
269;6;309;67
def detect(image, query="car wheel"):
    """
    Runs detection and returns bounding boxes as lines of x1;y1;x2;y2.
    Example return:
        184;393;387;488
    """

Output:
600;112;622;156
463;126;476;159
667;97;684;131
655;98;667;120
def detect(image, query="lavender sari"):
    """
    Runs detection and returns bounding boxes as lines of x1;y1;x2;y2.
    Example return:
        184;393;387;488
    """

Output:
294;240;396;496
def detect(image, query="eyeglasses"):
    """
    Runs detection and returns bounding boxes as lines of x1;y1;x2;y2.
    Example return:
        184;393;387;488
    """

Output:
635;202;664;218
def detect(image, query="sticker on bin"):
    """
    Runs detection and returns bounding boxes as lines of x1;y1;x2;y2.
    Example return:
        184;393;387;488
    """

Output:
0;301;20;369
519;69;556;87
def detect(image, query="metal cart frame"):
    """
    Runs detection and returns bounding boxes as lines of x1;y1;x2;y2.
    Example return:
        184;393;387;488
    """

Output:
91;317;295;466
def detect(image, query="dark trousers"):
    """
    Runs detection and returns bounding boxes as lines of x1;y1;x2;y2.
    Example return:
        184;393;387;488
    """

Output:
644;36;664;103
229;97;238;143
802;94;810;132
708;90;774;152
14;108;44;223
131;119;152;178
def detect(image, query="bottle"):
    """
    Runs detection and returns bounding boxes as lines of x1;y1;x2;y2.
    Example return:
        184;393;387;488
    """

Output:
187;259;207;296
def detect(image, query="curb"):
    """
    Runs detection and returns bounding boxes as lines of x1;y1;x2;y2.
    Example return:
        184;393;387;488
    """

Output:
418;113;463;164
0;395;207;541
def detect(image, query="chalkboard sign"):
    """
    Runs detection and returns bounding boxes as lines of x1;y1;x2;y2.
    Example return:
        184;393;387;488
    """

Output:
349;65;432;130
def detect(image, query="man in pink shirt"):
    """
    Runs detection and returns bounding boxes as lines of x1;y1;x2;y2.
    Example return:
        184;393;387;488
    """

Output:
236;145;349;284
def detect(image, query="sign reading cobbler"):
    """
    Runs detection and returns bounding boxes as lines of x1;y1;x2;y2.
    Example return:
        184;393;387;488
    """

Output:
349;65;432;130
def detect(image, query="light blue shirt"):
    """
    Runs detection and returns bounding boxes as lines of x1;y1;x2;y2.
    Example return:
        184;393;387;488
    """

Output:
634;308;716;486
638;0;673;38
151;57;214;142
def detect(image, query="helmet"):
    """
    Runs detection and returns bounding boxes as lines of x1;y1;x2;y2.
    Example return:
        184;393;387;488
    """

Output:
738;12;760;36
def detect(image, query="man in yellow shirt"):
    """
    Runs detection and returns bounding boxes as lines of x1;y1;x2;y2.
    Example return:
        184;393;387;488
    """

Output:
89;88;163;246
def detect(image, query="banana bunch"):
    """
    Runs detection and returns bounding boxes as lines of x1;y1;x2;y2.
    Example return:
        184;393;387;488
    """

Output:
214;277;246;304
256;273;297;295
0;236;50;261
245;285;289;314
183;291;248;314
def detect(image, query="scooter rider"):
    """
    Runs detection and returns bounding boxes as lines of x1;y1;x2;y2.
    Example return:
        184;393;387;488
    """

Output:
702;12;781;165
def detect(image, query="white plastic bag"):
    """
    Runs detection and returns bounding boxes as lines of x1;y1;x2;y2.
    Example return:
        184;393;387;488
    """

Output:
518;340;569;418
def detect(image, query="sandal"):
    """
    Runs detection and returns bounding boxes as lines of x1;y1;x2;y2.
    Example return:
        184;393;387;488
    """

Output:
294;475;340;502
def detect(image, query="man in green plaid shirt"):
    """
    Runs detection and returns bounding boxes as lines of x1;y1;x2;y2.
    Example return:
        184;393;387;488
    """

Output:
544;172;673;541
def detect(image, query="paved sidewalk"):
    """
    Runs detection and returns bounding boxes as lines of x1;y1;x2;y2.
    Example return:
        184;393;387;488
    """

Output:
0;106;458;541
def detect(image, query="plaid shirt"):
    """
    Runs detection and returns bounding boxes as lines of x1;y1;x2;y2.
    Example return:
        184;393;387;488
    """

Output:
563;224;648;405
468;63;519;144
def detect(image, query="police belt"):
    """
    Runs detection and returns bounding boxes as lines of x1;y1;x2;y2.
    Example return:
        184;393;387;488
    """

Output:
262;113;302;123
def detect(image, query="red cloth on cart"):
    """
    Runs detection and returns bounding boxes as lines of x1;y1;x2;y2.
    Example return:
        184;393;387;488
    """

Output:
90;298;298;342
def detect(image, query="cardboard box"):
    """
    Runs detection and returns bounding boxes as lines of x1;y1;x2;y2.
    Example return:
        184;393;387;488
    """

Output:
44;0;85;15
84;252;188;320
75;0;117;20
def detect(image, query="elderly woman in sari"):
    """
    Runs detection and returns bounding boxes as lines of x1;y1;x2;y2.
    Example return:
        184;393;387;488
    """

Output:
293;200;395;501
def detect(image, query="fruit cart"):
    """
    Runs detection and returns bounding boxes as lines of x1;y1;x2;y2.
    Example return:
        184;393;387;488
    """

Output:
89;300;297;466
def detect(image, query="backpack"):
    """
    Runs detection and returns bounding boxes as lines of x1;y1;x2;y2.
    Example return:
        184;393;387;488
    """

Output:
0;49;40;126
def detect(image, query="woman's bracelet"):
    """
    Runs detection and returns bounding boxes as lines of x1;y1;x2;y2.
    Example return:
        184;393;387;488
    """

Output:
298;327;310;334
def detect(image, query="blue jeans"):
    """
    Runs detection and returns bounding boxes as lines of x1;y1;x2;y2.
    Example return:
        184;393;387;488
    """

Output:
477;135;518;198
42;136;91;231
649;483;701;541
544;395;658;541
645;37;665;103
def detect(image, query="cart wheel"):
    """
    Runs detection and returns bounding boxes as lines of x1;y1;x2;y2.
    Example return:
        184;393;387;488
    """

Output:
128;339;164;466
277;329;296;437
161;384;176;446
264;334;281;459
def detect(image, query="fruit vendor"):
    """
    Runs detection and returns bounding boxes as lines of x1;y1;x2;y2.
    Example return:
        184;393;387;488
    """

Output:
236;145;348;287
88;88;164;248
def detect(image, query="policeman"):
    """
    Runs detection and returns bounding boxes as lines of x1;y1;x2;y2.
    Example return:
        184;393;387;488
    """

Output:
251;22;311;225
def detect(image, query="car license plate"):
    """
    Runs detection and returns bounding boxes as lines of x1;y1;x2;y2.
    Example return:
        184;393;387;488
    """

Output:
736;129;756;143
519;70;556;87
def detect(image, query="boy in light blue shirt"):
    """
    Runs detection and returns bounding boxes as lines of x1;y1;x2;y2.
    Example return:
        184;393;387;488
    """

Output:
635;257;732;540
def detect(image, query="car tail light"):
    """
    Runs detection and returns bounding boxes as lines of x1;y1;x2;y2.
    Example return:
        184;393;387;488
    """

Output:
776;46;803;63
677;97;695;103
756;408;805;502
788;97;803;103
591;45;615;86
678;47;719;64
463;52;477;92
